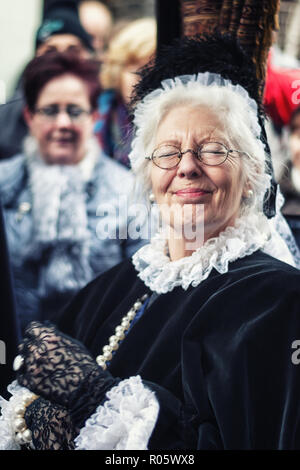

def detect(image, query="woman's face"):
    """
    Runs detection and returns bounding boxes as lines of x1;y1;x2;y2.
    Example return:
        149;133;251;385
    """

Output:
25;74;95;165
150;105;247;242
36;34;91;59
119;58;150;104
290;113;300;170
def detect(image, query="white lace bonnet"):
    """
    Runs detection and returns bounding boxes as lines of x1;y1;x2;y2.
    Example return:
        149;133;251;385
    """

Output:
129;71;262;169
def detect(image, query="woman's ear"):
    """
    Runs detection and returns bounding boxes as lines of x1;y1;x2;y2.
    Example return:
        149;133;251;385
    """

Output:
243;188;254;200
91;110;98;123
23;106;33;128
242;182;253;199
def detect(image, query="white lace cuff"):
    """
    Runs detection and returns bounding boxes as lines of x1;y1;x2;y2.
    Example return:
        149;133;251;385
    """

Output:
0;381;34;450
75;375;159;450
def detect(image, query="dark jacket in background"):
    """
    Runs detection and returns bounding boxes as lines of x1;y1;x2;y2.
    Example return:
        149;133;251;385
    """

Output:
0;87;27;160
0;201;19;397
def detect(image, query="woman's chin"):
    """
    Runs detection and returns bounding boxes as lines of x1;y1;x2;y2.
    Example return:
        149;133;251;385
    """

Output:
45;153;79;165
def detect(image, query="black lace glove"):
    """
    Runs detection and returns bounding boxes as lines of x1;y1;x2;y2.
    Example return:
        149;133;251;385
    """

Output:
24;397;75;450
17;321;120;429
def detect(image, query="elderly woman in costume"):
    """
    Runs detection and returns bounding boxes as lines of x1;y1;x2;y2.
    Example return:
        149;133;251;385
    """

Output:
0;52;142;333
1;35;300;451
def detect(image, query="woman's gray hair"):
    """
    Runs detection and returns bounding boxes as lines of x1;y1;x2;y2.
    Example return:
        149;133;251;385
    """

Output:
129;79;271;215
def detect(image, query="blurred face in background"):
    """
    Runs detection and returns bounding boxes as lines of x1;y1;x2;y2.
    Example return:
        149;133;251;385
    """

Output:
36;34;91;59
120;58;150;104
289;112;300;170
24;74;95;165
79;1;113;60
100;18;156;103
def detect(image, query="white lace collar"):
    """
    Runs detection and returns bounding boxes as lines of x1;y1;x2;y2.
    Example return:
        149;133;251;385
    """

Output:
132;211;271;294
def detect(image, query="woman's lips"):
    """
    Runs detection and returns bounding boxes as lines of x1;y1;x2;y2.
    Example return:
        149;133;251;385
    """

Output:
175;188;211;198
51;134;76;145
52;140;75;148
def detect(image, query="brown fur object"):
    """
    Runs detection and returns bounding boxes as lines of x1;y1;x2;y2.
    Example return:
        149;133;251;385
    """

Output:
181;0;280;83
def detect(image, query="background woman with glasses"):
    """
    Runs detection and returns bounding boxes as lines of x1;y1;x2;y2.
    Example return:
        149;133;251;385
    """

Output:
1;36;300;451
0;52;143;334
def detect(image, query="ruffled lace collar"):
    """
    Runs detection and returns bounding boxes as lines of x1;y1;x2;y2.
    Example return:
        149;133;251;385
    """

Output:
132;211;270;294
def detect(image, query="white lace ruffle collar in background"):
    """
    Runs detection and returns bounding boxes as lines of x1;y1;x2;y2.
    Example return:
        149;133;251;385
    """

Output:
132;210;295;294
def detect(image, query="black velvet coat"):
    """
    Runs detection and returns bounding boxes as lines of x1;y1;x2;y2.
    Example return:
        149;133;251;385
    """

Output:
57;250;300;450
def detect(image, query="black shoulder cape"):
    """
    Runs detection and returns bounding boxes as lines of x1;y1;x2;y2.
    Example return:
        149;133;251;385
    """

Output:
57;250;300;449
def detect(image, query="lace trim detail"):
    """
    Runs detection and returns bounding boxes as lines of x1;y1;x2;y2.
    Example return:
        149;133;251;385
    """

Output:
132;211;272;294
75;376;159;450
0;381;33;450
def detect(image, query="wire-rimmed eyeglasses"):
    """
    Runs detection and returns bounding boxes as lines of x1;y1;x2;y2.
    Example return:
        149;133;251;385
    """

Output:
33;104;92;123
145;141;250;169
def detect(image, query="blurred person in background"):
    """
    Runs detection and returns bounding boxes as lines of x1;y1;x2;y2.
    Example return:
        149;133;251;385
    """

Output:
279;106;300;247
79;0;113;61
0;0;94;161
95;17;156;168
35;0;94;58
263;39;300;184
0;52;144;333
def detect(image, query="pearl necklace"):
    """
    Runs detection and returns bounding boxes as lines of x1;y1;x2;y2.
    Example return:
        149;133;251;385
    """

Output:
96;293;149;370
12;390;38;448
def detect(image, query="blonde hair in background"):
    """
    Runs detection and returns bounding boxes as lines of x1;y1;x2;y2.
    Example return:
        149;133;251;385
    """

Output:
100;18;156;90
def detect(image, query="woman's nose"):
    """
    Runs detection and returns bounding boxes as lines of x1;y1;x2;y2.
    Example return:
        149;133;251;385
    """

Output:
176;150;203;178
55;111;73;127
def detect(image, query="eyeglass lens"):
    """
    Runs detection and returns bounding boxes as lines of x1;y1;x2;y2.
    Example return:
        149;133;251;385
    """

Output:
35;104;90;120
152;142;228;168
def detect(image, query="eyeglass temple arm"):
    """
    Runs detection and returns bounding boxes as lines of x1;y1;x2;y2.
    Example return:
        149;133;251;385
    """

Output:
230;149;251;158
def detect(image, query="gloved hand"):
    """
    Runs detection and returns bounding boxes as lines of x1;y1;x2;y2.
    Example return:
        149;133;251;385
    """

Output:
24;397;75;450
17;321;120;429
